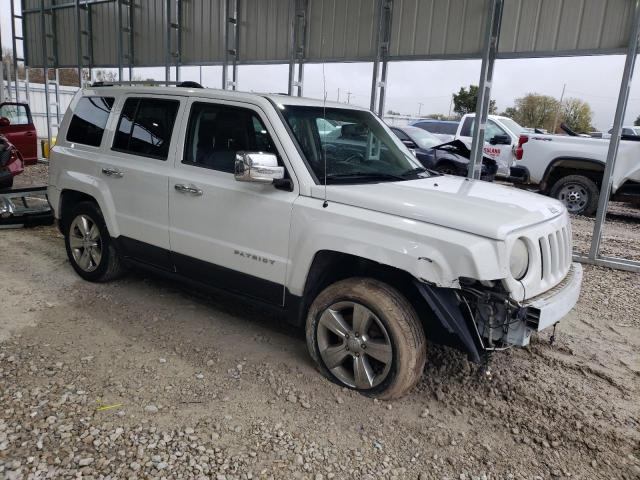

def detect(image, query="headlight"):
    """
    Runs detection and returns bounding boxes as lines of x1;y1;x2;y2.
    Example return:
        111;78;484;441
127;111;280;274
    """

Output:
510;238;529;280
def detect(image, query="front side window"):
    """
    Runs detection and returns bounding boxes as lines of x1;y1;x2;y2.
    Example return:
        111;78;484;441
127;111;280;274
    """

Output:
0;103;30;125
113;97;180;160
66;97;114;147
184;102;277;173
281;106;426;184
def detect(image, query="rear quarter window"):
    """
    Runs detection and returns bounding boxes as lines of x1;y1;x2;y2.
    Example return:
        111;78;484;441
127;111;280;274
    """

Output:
66;96;115;147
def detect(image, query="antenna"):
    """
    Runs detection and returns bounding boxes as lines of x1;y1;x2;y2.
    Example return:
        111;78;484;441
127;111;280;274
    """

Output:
322;61;328;208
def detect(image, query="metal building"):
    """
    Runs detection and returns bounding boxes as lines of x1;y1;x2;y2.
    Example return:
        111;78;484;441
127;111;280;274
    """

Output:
5;0;640;273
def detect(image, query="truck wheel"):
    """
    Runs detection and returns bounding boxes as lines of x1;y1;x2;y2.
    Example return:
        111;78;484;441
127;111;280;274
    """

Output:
306;278;426;400
549;175;599;215
63;201;126;282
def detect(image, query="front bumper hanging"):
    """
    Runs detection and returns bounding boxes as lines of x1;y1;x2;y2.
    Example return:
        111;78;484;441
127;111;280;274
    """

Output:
0;186;54;229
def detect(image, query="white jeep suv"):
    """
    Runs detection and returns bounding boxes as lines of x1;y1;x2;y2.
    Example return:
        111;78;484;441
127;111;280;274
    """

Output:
48;84;582;399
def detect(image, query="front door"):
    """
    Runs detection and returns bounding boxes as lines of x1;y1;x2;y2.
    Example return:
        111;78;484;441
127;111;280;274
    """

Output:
169;99;297;305
458;117;513;176
0;102;37;164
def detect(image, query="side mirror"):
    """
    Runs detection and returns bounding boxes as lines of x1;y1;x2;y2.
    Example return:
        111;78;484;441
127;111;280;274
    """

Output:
489;134;510;145
401;139;417;149
234;152;284;184
0;117;10;127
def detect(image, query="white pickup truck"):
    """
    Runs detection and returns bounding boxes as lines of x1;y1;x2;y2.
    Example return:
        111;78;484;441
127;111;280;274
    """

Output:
48;84;582;398
454;113;523;178
511;132;640;215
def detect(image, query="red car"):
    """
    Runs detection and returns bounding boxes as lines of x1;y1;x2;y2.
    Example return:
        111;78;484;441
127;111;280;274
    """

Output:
0;102;38;165
0;134;24;190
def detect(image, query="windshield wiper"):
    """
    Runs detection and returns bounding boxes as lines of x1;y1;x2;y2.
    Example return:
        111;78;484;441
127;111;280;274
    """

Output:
399;167;429;177
324;172;407;183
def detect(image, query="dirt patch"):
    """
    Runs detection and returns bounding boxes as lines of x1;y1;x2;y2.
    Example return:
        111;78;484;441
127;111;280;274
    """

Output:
1;166;639;479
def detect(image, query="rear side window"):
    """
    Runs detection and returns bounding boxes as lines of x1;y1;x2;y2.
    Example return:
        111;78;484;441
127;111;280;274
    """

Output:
113;97;180;160
66;96;114;147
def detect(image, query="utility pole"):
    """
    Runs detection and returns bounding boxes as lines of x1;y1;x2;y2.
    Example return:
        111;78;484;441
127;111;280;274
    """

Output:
337;88;340;102
346;91;353;103
417;102;424;117
552;83;567;133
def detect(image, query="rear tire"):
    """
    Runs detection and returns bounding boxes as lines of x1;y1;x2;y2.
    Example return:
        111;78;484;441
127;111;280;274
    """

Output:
549;174;599;216
305;278;426;400
63;201;126;282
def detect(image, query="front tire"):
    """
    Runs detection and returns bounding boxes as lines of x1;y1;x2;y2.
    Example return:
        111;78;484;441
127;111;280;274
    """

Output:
549;174;599;215
305;278;426;399
0;177;13;190
63;201;126;282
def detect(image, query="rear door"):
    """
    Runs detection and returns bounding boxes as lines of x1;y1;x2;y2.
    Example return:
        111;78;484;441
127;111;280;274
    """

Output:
0;102;37;164
101;95;184;269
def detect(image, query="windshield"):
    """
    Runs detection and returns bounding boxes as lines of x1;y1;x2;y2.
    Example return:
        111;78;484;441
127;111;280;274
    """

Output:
281;106;427;183
499;117;525;135
405;128;443;149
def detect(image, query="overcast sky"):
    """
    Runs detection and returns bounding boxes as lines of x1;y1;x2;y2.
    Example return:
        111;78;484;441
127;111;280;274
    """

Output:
2;6;639;131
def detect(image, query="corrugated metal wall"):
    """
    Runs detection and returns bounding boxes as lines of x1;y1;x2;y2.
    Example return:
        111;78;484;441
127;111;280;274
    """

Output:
181;0;226;64
20;0;636;68
389;0;489;59
499;0;634;56
306;0;378;61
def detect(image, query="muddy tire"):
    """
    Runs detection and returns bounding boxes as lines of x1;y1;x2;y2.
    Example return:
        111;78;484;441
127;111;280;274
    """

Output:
305;277;426;400
63;201;126;282
549;174;599;216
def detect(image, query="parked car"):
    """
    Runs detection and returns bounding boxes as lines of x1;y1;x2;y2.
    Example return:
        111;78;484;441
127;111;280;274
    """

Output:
511;131;640;215
0;134;24;190
608;125;640;136
455;114;526;178
410;119;458;142
0;102;38;165
49;84;582;399
390;126;497;181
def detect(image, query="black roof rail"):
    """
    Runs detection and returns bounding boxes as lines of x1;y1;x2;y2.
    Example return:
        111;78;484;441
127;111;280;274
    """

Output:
90;80;204;88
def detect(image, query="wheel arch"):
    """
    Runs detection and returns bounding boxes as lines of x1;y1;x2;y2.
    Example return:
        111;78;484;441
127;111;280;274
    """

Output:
296;250;482;363
542;157;605;192
58;187;119;237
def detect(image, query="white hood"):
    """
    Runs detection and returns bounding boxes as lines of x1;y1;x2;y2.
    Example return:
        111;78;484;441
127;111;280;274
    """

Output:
311;176;565;240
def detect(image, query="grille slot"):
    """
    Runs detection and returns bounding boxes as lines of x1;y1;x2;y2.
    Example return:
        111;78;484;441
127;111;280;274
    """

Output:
538;226;570;284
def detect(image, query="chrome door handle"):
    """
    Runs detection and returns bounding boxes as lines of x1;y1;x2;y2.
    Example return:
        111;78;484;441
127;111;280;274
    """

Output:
174;184;203;196
101;167;124;178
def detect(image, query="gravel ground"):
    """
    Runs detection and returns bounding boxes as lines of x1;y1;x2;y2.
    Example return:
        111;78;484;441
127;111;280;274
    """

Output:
1;165;639;479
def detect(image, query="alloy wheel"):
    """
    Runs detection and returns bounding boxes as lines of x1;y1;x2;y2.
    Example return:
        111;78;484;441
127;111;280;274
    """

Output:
69;214;102;272
316;301;393;390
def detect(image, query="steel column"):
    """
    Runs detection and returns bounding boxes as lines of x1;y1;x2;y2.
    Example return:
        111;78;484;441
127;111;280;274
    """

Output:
10;0;20;101
76;0;83;85
40;0;52;150
288;0;307;96
468;0;504;179
118;0;124;80
370;0;392;115
165;0;171;84
588;0;640;260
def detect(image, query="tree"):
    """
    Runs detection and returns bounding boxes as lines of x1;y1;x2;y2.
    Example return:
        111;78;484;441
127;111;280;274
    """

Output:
560;97;593;133
634;115;640;126
500;107;518;119
452;85;497;116
386;109;400;115
511;93;560;131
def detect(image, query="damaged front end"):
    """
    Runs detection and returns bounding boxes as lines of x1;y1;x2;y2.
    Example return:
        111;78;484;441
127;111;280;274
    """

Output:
415;265;582;363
